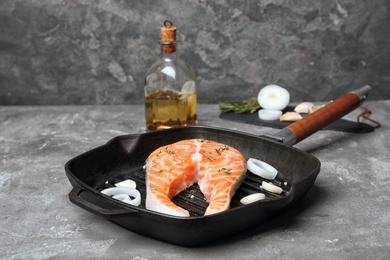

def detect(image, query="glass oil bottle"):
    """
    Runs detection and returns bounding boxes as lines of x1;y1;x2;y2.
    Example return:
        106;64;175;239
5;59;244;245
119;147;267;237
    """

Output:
144;20;197;131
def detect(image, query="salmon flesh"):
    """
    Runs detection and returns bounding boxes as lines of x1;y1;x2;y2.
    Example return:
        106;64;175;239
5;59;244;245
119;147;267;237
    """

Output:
145;139;247;217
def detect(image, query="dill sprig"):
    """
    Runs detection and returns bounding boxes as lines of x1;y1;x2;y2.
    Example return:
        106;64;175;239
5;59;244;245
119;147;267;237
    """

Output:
218;168;232;174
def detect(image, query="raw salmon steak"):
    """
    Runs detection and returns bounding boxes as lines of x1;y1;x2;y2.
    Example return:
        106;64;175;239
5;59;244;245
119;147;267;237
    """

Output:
145;139;246;217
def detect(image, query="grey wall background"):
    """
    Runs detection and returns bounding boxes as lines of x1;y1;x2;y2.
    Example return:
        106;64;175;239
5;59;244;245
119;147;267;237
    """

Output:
1;0;389;105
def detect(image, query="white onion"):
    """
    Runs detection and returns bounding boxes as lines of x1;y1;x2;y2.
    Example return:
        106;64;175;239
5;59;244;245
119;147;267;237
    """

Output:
240;193;266;205
257;84;290;110
115;179;137;189
112;194;132;203
258;109;282;121
101;187;141;206
247;158;278;180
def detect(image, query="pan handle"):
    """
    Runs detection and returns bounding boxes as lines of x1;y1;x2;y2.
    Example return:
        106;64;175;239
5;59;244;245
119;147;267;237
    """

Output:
270;85;372;146
69;187;138;218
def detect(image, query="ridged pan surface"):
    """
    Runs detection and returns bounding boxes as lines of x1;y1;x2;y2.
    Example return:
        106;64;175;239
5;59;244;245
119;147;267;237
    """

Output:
65;126;321;246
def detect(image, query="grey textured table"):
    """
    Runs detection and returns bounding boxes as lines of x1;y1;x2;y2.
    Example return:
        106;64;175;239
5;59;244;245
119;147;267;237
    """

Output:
1;102;389;259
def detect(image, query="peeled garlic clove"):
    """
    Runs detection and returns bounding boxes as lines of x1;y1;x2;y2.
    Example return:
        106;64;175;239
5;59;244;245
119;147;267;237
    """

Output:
240;193;266;205
257;84;290;110
309;105;323;113
279;112;303;122
258;109;282;121
262;181;283;194
294;102;325;114
294;102;315;114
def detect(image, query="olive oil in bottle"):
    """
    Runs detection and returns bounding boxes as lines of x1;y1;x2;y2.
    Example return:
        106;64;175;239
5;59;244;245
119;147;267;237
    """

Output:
144;20;197;131
145;89;197;131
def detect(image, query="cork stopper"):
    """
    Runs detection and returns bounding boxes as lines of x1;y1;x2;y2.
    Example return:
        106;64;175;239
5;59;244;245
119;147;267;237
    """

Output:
161;20;176;53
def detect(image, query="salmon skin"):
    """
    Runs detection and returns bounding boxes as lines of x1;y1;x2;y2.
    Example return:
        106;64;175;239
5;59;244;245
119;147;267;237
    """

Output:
145;139;247;217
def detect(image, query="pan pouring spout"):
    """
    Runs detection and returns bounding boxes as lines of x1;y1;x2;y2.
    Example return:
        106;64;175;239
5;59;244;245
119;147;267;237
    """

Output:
268;85;372;146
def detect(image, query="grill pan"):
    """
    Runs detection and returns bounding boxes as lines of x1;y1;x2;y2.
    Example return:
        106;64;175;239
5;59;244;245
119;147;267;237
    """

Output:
65;85;371;246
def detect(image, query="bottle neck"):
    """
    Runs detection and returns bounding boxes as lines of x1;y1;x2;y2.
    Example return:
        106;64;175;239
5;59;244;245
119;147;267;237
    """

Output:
160;42;177;60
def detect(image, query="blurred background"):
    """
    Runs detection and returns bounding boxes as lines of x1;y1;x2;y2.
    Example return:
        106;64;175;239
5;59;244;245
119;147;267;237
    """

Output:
1;0;389;105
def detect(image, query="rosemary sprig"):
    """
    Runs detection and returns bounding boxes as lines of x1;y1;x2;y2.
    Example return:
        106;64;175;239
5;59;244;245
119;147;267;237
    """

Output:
219;98;260;114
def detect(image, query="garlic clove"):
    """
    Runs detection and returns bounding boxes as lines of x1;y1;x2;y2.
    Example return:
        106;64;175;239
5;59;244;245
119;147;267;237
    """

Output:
310;105;324;113
240;193;266;205
294;102;325;114
294;102;315;114
261;181;283;194
279;112;303;122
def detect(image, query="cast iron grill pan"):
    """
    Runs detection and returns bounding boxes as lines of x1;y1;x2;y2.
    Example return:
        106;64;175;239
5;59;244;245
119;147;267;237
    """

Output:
65;86;371;246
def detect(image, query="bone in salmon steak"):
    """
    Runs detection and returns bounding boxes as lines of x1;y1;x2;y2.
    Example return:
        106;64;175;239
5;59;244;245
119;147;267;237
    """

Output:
145;139;247;217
